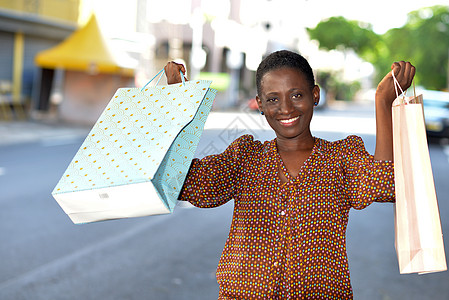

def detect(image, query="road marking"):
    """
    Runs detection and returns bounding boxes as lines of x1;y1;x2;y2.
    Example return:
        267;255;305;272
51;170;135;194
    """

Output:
0;167;5;176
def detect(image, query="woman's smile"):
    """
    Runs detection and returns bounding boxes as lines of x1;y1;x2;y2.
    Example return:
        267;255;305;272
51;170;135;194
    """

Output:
256;67;320;141
278;115;300;126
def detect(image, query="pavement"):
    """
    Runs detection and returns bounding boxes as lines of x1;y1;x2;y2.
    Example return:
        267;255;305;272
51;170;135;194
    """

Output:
0;120;90;147
0;101;380;147
0;110;268;147
2;107;448;300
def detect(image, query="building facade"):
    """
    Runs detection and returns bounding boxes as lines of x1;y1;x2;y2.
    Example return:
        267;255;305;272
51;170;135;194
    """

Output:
0;0;79;118
145;0;306;108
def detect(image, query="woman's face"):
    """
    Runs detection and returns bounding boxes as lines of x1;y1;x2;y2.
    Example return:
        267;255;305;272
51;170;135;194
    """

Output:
256;67;320;140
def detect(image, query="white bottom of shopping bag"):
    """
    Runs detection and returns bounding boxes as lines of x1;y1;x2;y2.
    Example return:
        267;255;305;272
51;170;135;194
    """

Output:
53;182;171;224
397;248;447;274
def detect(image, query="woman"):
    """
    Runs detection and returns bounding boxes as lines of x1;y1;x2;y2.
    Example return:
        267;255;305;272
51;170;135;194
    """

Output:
165;50;415;299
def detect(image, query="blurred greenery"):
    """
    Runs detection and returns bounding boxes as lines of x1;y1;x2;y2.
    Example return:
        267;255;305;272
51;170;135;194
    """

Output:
197;72;230;91
307;5;449;91
317;71;361;101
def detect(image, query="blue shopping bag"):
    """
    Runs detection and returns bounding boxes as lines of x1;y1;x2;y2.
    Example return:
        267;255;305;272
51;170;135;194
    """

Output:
52;70;216;224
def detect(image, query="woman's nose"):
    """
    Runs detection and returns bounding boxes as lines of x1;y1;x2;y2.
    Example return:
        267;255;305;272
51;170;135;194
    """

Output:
279;97;294;114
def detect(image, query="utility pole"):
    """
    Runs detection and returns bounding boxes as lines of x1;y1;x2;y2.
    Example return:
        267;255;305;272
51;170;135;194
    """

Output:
447;48;449;91
190;7;206;80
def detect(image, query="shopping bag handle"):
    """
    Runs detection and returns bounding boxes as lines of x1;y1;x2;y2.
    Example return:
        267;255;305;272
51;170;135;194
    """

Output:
392;70;416;104
392;70;405;99
141;69;186;91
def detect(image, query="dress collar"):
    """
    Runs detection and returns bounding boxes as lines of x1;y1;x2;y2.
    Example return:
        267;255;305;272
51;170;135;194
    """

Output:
269;137;327;183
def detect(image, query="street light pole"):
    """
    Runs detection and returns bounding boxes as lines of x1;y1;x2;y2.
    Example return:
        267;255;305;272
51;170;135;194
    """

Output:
447;48;449;91
190;7;206;80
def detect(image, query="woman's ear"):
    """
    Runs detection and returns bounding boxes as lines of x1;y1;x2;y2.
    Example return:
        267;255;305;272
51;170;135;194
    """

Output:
256;95;263;112
312;85;320;106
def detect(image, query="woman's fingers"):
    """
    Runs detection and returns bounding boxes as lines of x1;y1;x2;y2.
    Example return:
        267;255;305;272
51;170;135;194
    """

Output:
164;61;186;84
376;61;416;106
407;63;416;87
391;61;415;91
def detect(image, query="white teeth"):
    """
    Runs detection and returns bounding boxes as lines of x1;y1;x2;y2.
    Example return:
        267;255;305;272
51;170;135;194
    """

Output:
279;116;299;124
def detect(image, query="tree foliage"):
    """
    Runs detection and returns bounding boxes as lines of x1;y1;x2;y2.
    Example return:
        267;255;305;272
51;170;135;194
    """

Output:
306;16;379;55
307;6;449;90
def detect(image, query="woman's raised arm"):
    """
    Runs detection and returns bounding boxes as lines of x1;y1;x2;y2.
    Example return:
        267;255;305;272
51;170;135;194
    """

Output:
374;61;415;161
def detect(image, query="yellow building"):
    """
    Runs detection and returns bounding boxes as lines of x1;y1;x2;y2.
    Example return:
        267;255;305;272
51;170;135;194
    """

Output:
0;0;79;118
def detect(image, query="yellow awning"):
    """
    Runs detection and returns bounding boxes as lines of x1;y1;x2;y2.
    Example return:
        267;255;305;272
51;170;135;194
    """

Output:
35;15;135;76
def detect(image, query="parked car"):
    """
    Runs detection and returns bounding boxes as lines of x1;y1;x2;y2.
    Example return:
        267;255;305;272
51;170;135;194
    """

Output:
422;90;449;138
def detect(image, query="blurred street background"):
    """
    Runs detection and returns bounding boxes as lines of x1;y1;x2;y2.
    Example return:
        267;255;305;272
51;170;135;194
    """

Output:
1;0;449;299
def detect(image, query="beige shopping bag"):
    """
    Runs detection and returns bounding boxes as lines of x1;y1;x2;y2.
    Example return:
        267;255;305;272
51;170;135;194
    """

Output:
392;72;447;274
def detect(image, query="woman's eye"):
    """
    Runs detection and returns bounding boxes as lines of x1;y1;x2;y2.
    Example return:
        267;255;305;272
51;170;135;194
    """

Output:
266;97;277;102
292;93;302;99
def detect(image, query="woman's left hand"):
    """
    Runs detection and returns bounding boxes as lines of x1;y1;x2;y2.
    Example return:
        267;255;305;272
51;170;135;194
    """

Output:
373;61;415;161
164;61;187;85
375;61;416;107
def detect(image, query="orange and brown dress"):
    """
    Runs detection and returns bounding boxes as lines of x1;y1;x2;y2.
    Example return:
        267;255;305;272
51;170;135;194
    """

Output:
180;134;395;299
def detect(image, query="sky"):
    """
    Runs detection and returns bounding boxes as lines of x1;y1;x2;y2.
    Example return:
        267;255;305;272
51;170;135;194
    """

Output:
302;0;449;34
75;0;449;85
83;0;449;36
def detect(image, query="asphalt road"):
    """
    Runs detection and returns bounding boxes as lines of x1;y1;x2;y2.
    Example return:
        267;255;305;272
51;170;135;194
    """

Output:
1;109;448;300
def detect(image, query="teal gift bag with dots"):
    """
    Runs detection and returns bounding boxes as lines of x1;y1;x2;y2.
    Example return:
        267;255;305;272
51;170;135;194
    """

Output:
52;70;216;224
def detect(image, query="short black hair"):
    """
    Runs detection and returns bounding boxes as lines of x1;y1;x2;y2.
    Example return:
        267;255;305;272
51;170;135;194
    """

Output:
256;50;315;95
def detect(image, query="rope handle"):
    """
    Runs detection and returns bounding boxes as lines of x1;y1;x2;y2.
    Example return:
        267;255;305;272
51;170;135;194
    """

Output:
392;70;416;104
141;69;186;91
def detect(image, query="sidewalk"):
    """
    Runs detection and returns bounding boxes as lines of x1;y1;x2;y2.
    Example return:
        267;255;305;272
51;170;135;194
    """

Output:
0;111;260;147
0;102;375;147
0;121;90;147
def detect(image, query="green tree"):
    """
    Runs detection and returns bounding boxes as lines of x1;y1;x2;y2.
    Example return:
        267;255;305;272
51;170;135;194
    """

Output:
383;6;449;90
306;17;376;99
307;16;379;55
307;6;449;90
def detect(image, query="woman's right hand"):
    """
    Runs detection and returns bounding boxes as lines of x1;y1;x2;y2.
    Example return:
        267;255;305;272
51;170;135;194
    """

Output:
164;61;187;84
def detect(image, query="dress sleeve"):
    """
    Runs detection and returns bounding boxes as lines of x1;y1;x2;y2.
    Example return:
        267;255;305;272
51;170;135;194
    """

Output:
340;135;395;210
179;134;258;208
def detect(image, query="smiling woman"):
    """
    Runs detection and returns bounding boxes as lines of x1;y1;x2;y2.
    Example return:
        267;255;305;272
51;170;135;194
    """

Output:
258;70;316;134
254;52;321;179
163;50;415;299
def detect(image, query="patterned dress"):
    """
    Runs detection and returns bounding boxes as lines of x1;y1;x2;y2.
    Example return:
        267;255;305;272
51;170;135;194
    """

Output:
180;134;395;299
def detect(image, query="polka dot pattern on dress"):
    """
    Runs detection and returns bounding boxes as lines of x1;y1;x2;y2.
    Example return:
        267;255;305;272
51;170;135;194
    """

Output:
180;134;395;299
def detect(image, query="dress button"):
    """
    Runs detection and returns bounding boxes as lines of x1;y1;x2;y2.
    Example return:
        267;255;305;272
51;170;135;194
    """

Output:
280;211;286;216
274;262;278;266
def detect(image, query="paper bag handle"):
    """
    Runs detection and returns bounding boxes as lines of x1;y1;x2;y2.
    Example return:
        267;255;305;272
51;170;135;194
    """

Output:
141;69;186;91
392;70;406;99
392;70;417;104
